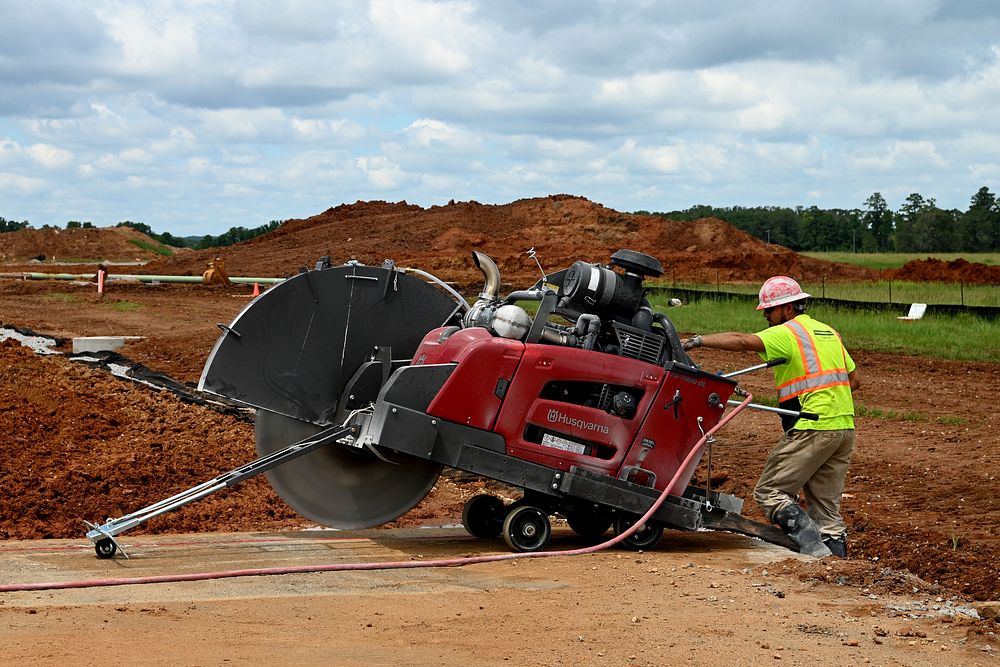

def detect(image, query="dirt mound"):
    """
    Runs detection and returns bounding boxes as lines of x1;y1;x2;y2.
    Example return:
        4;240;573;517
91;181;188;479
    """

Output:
888;257;1000;285
141;196;878;287
0;226;181;265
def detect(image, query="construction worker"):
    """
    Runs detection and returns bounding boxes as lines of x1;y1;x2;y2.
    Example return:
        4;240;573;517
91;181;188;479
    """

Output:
681;276;860;558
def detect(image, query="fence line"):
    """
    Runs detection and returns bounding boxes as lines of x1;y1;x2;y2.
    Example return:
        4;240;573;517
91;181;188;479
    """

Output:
647;286;1000;321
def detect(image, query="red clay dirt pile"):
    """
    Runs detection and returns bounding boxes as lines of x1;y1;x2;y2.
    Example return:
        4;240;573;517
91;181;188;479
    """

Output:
137;195;879;286
0;225;179;266
888;257;1000;285
6;196;997;286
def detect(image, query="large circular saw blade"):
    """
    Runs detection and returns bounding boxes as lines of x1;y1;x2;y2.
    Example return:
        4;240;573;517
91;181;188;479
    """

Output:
256;410;442;529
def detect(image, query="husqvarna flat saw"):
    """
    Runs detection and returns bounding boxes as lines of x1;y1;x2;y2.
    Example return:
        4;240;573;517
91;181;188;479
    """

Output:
86;250;806;558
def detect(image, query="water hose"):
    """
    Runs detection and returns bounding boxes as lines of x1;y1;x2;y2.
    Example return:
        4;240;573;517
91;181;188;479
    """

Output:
0;395;752;593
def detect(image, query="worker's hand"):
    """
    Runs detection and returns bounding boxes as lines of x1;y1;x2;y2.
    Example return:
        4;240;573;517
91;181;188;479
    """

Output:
681;335;702;351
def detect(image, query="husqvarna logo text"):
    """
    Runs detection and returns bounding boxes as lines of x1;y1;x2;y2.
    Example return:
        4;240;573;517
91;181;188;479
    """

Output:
546;409;610;434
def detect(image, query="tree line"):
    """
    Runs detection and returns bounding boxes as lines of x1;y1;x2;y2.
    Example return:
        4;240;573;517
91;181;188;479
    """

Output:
0;216;284;250
6;186;999;254
115;220;284;250
645;186;1000;253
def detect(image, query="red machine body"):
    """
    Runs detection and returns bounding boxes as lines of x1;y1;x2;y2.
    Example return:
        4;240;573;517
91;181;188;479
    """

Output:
414;325;736;498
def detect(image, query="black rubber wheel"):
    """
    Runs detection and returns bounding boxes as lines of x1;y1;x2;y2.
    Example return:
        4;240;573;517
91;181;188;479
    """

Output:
503;505;552;552
462;494;506;538
94;538;117;559
565;504;614;540
614;515;664;551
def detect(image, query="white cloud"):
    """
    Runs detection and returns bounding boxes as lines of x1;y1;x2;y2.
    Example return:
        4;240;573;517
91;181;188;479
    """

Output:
402;118;477;150
850;141;949;171
0;139;25;164
119;147;153;164
356;155;407;189
368;0;481;76
26;143;74;168
0;173;47;194
101;6;200;76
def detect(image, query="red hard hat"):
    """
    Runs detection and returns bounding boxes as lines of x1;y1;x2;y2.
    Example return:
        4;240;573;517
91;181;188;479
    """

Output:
757;276;810;310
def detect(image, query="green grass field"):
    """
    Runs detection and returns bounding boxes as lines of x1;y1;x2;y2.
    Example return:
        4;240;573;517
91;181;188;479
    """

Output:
802;251;1000;269
660;279;999;306
649;296;1000;363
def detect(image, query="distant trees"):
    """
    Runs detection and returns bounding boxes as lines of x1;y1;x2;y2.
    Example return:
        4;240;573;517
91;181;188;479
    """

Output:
0;217;30;233
2;215;287;249
863;193;892;252
116;219;285;249
655;185;1000;252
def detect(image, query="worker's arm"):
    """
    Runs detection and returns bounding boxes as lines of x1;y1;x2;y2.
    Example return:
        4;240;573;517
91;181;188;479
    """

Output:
848;369;861;392
682;332;765;353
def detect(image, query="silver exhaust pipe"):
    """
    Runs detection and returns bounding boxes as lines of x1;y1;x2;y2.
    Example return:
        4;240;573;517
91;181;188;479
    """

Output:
464;251;502;329
472;251;501;301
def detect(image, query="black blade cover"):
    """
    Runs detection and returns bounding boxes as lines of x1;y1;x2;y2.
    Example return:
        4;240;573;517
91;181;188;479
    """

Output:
198;263;460;425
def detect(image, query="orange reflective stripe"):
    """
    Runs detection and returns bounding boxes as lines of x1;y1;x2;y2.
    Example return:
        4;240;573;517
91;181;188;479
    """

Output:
778;369;851;400
784;319;820;374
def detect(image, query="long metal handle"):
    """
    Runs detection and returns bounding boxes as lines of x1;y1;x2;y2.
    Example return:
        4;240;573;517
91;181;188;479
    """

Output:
727;399;818;421
85;423;356;544
720;357;787;379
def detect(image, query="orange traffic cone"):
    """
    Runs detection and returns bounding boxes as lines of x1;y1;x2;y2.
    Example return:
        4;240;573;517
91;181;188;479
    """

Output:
252;282;260;297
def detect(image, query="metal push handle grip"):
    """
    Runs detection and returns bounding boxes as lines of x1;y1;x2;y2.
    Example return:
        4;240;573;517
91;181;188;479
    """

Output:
720;357;787;379
798;411;819;421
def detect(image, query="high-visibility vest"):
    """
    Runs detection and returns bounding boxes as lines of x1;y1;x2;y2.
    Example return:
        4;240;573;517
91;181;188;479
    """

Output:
757;314;855;430
776;318;851;401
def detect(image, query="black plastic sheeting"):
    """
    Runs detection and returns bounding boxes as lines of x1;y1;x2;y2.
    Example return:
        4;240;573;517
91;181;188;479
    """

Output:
70;350;254;420
1;323;252;422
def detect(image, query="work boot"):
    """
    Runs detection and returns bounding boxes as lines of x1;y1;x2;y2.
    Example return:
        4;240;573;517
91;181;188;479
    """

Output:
772;504;833;558
823;533;847;558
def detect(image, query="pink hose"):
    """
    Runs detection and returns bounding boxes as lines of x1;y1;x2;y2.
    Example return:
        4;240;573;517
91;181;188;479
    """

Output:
1;396;751;593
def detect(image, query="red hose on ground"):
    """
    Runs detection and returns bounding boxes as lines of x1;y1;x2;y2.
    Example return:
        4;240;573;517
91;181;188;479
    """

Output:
1;396;752;593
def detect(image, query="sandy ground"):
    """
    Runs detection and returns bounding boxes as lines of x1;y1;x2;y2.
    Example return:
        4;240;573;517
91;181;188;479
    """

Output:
1;529;996;666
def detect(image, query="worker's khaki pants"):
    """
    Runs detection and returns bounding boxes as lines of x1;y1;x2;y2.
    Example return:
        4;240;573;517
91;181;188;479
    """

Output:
753;429;855;538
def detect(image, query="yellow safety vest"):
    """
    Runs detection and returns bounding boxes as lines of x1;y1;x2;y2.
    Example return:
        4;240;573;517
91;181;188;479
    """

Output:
756;314;856;430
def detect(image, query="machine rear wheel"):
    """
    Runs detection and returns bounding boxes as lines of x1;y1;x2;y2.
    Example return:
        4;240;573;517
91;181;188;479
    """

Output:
463;494;506;538
565;504;614;540
614;515;664;551
503;506;552;552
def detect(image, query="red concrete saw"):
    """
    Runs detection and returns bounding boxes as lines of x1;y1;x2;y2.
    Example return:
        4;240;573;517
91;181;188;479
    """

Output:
85;250;808;558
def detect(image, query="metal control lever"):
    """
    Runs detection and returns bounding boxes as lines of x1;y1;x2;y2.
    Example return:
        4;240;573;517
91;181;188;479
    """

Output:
719;358;818;421
720;357;787;379
727;400;819;421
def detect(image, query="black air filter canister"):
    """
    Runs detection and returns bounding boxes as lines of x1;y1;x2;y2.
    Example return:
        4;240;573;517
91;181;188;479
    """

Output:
559;261;641;314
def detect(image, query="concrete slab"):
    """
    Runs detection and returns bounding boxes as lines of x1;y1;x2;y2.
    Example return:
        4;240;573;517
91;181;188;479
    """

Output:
71;336;143;354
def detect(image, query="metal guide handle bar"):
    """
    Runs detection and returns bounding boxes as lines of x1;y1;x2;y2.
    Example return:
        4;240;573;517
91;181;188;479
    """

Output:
726;400;819;421
84;422;357;549
719;357;818;421
720;356;787;379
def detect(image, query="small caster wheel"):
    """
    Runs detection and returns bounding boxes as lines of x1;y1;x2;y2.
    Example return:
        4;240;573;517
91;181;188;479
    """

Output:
614;515;664;551
462;494;506;538
95;537;118;559
503;505;552;552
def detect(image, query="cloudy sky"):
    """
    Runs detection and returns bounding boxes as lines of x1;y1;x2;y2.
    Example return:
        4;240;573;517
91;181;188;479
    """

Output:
1;1;999;236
